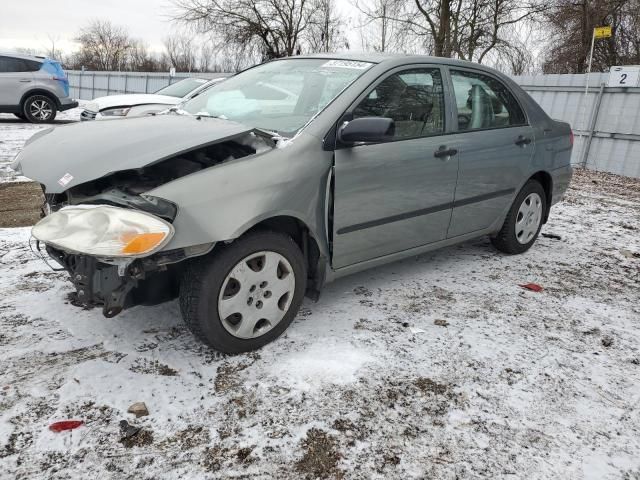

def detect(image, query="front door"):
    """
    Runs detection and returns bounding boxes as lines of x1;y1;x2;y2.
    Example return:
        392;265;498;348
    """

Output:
332;66;459;268
446;68;535;237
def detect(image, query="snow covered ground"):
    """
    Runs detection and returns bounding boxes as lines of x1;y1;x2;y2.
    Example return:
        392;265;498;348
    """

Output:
0;113;639;479
0;108;83;182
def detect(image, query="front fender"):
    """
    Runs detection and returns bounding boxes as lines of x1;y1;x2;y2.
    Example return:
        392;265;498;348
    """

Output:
147;132;333;257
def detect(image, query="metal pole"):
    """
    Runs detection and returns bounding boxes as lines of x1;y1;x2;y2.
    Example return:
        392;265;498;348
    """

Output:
91;73;95;99
581;82;606;169
578;28;596;168
123;73;128;94
582;29;596;130
106;74;111;95
145;74;149;93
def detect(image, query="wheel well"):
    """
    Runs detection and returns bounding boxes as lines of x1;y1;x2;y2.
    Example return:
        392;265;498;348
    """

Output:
20;90;60;110
246;216;324;300
529;171;553;222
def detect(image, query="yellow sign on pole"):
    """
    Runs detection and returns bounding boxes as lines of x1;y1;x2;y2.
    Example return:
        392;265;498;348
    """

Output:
594;26;612;39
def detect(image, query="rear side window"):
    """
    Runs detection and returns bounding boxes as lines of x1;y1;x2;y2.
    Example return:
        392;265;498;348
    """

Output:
353;67;445;140
451;69;526;131
0;56;39;73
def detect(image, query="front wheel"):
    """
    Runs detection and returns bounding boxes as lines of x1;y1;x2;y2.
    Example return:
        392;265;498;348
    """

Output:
179;231;306;353
491;179;546;254
23;95;57;123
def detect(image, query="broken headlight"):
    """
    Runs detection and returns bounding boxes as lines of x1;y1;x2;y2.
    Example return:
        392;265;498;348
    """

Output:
32;205;174;258
101;107;131;117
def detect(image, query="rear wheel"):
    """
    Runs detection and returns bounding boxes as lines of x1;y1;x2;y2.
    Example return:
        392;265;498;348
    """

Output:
179;231;306;353
23;95;57;123
491;179;546;254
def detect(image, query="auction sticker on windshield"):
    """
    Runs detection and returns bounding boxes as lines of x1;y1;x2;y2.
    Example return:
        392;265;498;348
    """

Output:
321;60;372;69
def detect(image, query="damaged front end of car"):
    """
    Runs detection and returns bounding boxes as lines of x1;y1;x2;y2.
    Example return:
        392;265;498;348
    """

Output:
20;115;278;317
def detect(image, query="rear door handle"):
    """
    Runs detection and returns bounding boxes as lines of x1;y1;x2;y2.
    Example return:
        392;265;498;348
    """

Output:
515;136;532;146
434;146;458;159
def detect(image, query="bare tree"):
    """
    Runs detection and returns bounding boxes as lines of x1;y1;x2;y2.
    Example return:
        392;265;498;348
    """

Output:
306;0;347;53
542;0;640;73
356;0;411;52
172;0;315;59
164;32;198;72
43;34;65;61
358;0;546;63
75;20;132;70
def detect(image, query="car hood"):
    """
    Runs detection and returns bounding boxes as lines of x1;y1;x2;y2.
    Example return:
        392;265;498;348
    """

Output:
15;114;255;193
86;94;181;112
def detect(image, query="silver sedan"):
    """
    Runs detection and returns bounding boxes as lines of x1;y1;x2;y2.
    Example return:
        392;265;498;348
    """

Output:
16;54;573;353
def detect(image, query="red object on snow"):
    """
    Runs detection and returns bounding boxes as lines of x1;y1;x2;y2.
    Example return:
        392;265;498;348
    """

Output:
49;420;84;432
520;283;543;292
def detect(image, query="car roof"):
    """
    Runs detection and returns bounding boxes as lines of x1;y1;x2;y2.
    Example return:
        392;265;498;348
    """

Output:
292;52;493;70
0;52;47;62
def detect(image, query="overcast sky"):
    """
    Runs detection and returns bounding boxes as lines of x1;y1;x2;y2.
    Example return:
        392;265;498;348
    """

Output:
0;0;189;53
0;0;360;55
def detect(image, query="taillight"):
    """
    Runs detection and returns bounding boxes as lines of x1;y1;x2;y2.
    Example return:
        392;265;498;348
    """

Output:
569;129;574;147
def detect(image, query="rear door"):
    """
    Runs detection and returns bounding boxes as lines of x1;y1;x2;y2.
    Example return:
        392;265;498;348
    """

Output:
332;65;459;268
0;56;35;107
445;67;535;237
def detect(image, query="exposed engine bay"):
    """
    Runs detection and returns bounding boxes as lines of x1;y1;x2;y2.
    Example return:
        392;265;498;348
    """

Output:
42;132;274;219
37;131;275;317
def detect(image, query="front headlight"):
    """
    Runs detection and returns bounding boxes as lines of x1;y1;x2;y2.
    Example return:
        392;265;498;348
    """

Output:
32;205;174;258
100;107;131;117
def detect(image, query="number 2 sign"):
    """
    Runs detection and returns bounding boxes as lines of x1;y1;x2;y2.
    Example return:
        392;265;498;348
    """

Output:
608;66;640;87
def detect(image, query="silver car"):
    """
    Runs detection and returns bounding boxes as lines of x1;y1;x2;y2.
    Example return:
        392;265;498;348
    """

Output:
15;54;573;353
0;53;78;122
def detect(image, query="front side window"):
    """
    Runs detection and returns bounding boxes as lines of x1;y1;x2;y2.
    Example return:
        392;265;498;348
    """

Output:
182;58;373;136
353;68;445;139
451;69;526;131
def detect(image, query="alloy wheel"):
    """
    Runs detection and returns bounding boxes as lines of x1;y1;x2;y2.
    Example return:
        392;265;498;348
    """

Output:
29;100;53;121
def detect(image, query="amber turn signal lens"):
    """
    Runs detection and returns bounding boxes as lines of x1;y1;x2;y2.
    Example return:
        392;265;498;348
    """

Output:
121;232;166;254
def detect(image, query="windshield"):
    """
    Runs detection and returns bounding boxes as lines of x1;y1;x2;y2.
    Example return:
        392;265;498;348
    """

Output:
155;78;208;98
181;58;374;135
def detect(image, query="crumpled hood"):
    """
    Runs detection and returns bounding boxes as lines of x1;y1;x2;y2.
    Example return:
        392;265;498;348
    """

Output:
86;94;181;112
15;114;254;193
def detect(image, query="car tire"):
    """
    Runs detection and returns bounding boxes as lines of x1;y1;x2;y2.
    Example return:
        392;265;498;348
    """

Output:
179;230;307;354
491;179;546;254
13;112;26;121
22;95;57;123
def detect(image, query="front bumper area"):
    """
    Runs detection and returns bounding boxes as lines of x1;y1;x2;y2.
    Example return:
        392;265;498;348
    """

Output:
46;246;181;317
80;109;97;121
59;100;79;112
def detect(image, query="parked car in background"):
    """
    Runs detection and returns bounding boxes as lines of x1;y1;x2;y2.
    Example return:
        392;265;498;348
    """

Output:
80;77;226;121
16;54;573;353
0;53;77;123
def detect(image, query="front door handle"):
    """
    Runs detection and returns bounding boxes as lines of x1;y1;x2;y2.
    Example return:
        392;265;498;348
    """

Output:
515;136;532;146
434;146;458;159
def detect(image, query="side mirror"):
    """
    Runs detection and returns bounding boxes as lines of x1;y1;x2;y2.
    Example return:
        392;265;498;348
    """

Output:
338;117;395;144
